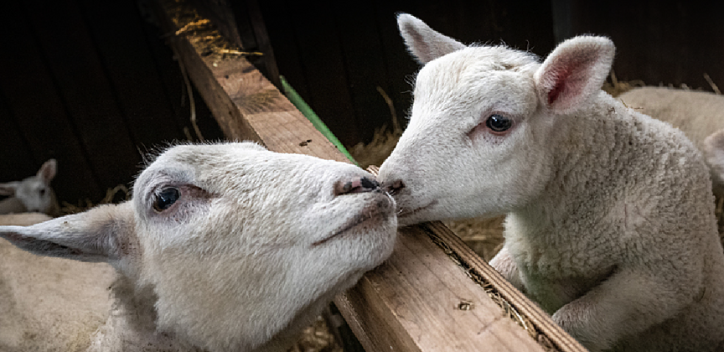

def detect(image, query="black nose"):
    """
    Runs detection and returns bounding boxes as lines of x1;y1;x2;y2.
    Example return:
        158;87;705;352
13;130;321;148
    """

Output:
334;176;380;196
383;179;405;195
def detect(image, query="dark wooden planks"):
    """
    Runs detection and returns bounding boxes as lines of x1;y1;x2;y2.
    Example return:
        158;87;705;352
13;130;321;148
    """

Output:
333;3;395;142
552;0;724;91
259;0;557;146
256;0;311;102
137;5;224;144
79;0;187;149
23;0;140;197
0;92;36;182
230;0;283;89
0;1;103;201
0;0;224;205
263;0;360;147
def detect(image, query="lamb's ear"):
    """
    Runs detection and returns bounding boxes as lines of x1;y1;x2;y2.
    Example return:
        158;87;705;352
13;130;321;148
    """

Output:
534;36;615;114
397;13;466;64
0;182;19;196
37;159;57;184
0;202;135;263
704;129;724;185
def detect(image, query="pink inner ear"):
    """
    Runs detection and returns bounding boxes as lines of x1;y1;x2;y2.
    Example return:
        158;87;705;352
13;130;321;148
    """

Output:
544;53;595;109
547;67;571;105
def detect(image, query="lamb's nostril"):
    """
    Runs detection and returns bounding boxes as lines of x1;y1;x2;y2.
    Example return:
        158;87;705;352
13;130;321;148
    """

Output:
385;179;405;194
334;176;380;196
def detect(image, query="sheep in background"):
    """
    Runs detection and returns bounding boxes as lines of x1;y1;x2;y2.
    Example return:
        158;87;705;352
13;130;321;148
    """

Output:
0;159;60;216
619;87;724;197
705;130;724;197
0;212;52;226
0;142;397;352
378;14;724;351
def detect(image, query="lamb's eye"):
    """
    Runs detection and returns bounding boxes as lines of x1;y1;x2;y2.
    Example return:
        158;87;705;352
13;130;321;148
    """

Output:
153;187;180;212
39;188;46;196
485;114;513;133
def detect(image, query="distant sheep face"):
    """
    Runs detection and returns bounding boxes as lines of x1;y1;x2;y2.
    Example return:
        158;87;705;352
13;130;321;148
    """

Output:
380;14;613;226
0;142;397;352
0;159;57;214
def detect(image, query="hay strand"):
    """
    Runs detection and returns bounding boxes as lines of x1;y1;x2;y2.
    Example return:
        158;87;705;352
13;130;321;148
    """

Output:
703;73;721;95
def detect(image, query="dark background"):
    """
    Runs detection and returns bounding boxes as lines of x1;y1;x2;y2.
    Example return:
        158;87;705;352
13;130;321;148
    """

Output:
1;0;722;205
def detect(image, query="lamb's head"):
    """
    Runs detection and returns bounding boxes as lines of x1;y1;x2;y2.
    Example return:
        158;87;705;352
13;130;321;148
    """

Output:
0;159;58;214
379;14;614;226
704;129;724;192
0;142;397;352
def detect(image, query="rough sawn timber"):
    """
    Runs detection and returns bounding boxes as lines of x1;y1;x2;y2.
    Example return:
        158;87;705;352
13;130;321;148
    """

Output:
154;1;586;351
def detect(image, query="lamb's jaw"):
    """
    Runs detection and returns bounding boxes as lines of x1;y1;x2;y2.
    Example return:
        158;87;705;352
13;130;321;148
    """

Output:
396;199;438;226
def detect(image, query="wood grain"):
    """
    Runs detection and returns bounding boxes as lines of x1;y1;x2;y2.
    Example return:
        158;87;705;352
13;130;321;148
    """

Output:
153;1;586;351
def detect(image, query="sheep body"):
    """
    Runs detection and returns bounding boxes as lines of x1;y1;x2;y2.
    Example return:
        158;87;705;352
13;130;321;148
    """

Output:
0;142;397;352
379;14;724;351
619;87;724;196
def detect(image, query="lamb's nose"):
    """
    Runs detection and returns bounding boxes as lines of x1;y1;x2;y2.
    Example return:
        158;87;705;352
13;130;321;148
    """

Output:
334;176;380;196
383;179;405;195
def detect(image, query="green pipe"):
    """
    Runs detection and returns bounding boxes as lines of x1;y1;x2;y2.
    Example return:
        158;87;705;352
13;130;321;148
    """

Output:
281;76;357;165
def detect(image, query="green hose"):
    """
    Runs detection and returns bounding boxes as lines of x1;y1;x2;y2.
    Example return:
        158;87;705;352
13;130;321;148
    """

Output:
280;76;357;165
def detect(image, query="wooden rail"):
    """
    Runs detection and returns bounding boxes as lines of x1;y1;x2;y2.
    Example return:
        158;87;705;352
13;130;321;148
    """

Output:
153;1;587;351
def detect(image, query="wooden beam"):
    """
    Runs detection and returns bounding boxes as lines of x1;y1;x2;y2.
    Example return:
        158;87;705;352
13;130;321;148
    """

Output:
153;1;587;352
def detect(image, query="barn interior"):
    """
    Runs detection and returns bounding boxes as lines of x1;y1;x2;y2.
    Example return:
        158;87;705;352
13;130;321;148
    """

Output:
1;0;723;351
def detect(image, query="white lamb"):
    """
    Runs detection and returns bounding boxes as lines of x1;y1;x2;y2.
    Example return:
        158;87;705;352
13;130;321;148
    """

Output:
378;14;724;352
618;87;724;197
0;142;397;352
0;159;60;216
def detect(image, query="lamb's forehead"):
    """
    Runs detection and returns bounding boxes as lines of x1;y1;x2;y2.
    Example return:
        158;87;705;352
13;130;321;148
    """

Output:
417;46;538;88
413;46;539;114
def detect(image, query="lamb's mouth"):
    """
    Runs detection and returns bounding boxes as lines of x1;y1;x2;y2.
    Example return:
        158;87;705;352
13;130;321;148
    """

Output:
312;195;393;247
397;200;437;219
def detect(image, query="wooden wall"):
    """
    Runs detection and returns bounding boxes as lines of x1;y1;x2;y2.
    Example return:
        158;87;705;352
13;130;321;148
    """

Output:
258;0;557;147
3;0;723;205
0;0;223;205
260;0;724;148
552;0;724;91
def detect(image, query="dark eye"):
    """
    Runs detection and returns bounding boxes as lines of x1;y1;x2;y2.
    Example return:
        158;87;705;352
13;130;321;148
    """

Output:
485;114;513;133
39;188;46;196
153;187;180;212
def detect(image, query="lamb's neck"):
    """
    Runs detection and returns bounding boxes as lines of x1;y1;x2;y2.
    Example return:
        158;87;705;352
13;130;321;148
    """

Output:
87;276;203;352
508;93;636;244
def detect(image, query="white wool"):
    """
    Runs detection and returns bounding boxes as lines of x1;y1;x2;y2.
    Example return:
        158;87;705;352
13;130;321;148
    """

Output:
380;14;724;352
0;159;60;216
0;142;397;352
619;87;724;196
